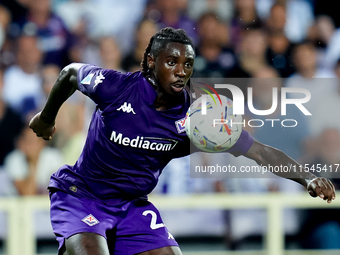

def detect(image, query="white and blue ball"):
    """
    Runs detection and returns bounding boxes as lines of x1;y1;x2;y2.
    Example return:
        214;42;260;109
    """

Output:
185;95;243;152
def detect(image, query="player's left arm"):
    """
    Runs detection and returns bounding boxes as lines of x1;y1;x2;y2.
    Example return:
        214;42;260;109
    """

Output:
244;140;336;203
29;63;84;140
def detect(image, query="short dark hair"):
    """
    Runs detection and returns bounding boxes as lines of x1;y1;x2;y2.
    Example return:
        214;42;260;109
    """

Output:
140;27;194;76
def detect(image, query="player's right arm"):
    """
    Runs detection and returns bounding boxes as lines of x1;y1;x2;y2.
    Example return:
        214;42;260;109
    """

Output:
245;140;336;203
29;63;84;140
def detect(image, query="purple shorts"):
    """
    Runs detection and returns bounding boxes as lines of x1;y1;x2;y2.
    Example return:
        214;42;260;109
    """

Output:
50;190;178;255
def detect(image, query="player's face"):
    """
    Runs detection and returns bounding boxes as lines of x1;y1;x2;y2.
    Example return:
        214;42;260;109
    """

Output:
150;42;195;96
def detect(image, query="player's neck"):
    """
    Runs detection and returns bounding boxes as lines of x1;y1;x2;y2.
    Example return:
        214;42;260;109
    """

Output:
147;76;183;111
153;95;182;111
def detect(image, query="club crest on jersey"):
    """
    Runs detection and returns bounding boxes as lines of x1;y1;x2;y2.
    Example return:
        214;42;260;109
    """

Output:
80;73;94;85
175;117;186;133
82;214;100;226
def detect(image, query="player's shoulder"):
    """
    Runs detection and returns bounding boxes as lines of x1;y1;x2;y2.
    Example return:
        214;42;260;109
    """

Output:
78;64;143;86
120;70;145;84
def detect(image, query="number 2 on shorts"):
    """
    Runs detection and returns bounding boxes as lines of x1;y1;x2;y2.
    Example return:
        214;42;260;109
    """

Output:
142;210;165;230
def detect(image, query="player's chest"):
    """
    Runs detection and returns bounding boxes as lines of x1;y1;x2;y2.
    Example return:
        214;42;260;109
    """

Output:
101;96;189;144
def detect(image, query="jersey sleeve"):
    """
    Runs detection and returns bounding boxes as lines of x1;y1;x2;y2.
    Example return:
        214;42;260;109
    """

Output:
226;130;254;156
77;64;128;109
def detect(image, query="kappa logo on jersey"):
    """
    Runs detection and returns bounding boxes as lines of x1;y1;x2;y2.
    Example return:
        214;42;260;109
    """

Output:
175;117;186;133
81;214;100;226
117;102;136;114
93;71;105;88
80;73;94;85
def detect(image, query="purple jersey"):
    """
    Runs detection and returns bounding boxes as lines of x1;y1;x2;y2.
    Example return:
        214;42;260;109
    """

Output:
49;65;253;201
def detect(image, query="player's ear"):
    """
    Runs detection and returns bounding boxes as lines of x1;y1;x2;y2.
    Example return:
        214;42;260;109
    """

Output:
147;53;155;70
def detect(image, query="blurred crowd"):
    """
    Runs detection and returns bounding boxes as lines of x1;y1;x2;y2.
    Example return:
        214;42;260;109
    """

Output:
0;0;340;250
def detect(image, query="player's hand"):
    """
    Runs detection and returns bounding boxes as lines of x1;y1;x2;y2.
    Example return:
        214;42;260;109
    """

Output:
307;177;336;203
28;112;56;140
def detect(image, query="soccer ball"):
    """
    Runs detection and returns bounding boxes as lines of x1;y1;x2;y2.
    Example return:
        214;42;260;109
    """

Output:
185;94;243;152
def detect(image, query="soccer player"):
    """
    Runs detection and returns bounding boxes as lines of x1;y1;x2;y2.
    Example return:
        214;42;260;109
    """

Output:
29;27;335;255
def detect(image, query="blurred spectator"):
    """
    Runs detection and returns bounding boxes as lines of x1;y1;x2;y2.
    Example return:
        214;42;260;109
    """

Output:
92;0;146;54
56;0;146;55
230;0;264;51
256;0;314;43
0;4;15;69
122;19;159;73
299;128;340;249
314;0;340;28
256;0;275;19
284;41;338;163
265;29;295;77
264;1;286;33
237;28;268;76
307;58;340;142
2;34;45;118
0;69;24;166
285;41;337;118
82;36;124;72
311;128;340;183
323;21;340;69
54;0;92;39
280;0;314;43
23;0;76;68
307;15;336;69
187;0;234;22
53;0;95;64
248;66;310;160
0;5;11;50
289;41;335;79
146;0;198;45
192;12;245;78
98;37;123;71
4;126;64;196
0;0;29;37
